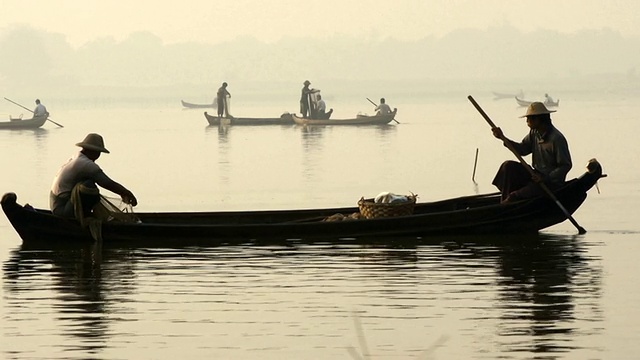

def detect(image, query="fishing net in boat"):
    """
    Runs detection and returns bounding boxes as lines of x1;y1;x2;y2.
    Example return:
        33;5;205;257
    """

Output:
94;195;140;223
70;183;140;241
81;195;140;242
323;212;364;222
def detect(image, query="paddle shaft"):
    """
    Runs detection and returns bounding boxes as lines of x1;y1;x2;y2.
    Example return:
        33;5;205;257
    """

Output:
467;95;586;234
366;97;400;124
4;97;64;128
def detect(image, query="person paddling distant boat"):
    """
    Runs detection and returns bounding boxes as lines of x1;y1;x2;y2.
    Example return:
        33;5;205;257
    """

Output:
34;99;49;117
374;98;393;115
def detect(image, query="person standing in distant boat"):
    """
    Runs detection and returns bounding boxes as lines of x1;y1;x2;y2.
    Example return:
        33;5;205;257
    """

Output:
34;99;48;117
50;133;138;219
491;102;572;203
217;82;231;117
300;80;318;118
374;98;393;115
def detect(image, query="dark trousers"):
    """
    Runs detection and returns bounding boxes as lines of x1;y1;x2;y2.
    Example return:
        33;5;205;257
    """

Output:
217;99;225;117
300;101;309;118
492;160;546;202
52;181;100;218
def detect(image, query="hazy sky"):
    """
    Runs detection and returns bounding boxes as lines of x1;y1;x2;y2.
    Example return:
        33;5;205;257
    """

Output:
3;0;640;47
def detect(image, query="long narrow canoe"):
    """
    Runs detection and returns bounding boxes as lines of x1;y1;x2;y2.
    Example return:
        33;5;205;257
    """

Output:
493;90;524;100
515;96;559;107
181;100;215;109
0;114;48;130
204;111;294;126
293;109;397;126
2;159;604;247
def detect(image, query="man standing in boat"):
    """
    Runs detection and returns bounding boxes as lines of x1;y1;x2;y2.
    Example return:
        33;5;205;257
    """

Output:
34;99;48;117
491;102;572;203
50;133;138;219
217;82;231;117
300;80;319;118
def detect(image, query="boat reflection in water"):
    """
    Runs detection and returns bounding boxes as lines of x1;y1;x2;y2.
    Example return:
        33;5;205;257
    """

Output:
2;233;603;358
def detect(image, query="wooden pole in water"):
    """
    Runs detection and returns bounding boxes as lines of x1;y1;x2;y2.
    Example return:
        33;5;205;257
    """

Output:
472;148;479;184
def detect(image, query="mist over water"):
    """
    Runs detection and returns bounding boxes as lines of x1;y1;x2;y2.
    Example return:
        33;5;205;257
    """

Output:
1;24;639;103
2;3;640;357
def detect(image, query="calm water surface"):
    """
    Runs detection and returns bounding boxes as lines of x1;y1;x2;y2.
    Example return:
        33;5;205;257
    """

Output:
1;89;639;359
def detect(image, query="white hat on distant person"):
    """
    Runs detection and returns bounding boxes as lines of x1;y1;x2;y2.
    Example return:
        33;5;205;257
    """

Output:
520;102;556;118
76;133;110;153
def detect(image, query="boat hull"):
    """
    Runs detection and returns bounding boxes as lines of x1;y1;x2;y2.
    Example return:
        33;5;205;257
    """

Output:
2;160;604;246
292;109;397;125
0;115;47;130
515;96;559;107
204;111;294;126
181;100;215;108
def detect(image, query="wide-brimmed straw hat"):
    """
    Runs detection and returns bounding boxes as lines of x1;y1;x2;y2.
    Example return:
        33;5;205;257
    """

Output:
520;102;556;118
76;133;110;153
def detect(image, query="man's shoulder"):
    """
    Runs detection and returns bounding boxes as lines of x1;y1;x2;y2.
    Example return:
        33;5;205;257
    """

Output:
75;153;101;169
549;125;567;138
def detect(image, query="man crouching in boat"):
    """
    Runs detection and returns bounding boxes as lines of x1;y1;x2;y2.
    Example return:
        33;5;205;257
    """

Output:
50;133;138;219
491;102;572;203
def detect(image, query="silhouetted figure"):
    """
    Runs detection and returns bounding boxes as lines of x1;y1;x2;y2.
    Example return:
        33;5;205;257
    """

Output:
491;102;572;203
217;82;231;117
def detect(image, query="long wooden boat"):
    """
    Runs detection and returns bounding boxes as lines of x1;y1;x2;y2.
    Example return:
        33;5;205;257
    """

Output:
181;100;215;109
204;111;294;126
0;114;48;130
2;159;604;247
515;96;559;107
292;109;397;126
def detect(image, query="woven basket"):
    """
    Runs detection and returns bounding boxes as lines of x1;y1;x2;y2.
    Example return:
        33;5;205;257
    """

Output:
358;195;417;219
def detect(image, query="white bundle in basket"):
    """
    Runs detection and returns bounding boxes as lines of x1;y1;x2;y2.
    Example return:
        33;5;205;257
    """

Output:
374;192;414;204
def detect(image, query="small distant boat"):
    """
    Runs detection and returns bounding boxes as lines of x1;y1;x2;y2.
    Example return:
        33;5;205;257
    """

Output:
204;111;294;126
292;109;397;126
181;100;215;109
0;114;48;130
493;90;524;100
515;96;560;108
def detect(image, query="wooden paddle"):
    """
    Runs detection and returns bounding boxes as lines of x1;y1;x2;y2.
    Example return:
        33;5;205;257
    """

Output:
366;98;400;124
4;97;64;128
467;95;587;234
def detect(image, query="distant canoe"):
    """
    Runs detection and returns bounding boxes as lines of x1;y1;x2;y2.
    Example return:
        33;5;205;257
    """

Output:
515;96;559;107
292;109;397;126
493;90;524;100
204;111;294;126
0;115;48;130
181;100;215;108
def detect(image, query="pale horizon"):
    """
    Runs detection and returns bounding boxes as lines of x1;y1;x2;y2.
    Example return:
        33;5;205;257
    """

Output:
3;0;640;48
